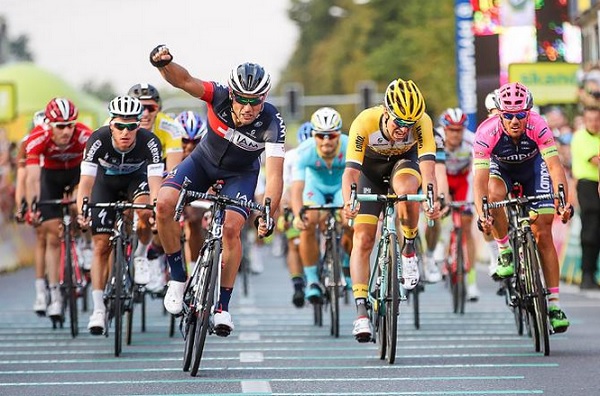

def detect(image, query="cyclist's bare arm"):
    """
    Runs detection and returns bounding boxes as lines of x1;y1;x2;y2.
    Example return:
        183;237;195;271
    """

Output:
25;164;41;207
76;174;95;226
342;167;360;219
152;46;206;99
418;159;440;218
148;174;163;205
290;180;305;220
166;151;183;173
263;155;284;215
544;155;573;221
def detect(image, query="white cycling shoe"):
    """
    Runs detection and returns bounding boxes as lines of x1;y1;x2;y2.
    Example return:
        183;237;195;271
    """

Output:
163;280;186;315
87;310;106;335
213;311;235;337
33;292;47;316
401;254;420;290
133;257;150;285
423;255;442;283
352;317;372;342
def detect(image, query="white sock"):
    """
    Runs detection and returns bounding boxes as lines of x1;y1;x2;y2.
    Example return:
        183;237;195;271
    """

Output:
35;279;46;294
135;242;148;258
92;290;105;313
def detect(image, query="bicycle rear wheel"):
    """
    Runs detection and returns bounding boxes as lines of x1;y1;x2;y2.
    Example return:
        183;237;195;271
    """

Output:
385;233;399;364
63;232;78;338
524;233;550;355
190;240;221;376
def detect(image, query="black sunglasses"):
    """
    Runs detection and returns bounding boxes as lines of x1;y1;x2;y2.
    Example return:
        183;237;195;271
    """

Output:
113;122;140;131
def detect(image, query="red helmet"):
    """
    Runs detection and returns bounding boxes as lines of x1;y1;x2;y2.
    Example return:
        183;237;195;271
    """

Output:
45;98;78;123
440;108;468;127
494;82;533;113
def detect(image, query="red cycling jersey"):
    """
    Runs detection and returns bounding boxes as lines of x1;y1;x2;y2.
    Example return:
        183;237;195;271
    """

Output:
25;122;92;170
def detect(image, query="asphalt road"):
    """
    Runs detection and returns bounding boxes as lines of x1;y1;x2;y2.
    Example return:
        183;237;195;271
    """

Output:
0;245;599;396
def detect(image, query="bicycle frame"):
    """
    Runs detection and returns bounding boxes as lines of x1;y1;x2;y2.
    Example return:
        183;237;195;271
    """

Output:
174;179;269;376
445;201;473;315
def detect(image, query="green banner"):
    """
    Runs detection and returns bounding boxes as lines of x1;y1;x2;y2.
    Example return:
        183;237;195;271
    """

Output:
0;82;16;122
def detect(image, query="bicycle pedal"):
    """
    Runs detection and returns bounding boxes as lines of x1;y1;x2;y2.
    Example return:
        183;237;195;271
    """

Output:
89;326;104;336
35;311;46;317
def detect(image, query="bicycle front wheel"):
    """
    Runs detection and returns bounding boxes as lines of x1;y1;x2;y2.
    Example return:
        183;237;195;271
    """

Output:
524;232;550;356
385;233;399;364
327;237;341;338
113;242;125;357
190;240;221;376
452;232;466;315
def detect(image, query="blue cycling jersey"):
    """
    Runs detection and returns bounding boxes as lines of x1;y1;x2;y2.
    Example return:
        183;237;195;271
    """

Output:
292;135;348;195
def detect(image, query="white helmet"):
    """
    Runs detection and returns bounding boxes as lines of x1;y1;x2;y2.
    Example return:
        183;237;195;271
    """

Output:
310;107;342;133
228;62;271;96
108;96;143;119
32;110;47;127
485;92;498;112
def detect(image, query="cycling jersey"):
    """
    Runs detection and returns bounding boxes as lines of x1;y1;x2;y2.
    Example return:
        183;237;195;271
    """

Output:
293;135;348;205
80;126;164;178
25;122;92;170
434;127;474;175
473;111;557;213
473;111;558;170
152;112;184;156
196;81;286;171
346;106;436;171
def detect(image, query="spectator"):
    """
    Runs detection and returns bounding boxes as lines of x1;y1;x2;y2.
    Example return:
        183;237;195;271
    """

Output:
570;106;600;290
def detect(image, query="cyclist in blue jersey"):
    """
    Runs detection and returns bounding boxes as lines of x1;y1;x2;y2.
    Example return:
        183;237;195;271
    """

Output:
150;45;285;336
291;107;349;303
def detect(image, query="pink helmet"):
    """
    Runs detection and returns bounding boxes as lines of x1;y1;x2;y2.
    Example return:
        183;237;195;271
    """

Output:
45;98;78;122
493;82;533;113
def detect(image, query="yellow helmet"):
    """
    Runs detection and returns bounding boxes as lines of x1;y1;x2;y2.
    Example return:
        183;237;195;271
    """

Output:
384;78;426;122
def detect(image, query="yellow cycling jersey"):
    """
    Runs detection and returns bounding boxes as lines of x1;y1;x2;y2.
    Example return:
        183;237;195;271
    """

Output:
345;106;436;170
152;112;184;157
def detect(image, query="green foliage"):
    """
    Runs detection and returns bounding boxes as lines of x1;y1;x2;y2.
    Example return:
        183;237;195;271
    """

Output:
281;0;458;122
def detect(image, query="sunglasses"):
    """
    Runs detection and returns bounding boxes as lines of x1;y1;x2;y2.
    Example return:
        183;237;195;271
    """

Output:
502;111;528;121
113;122;140;131
232;93;264;106
182;138;199;144
389;116;416;128
314;132;340;140
143;104;159;112
51;121;76;129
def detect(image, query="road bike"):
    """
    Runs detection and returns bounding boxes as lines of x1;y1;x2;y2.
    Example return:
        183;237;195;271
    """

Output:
174;179;271;376
33;195;89;337
349;183;430;364
443;200;473;315
299;203;346;338
82;198;154;357
482;184;567;356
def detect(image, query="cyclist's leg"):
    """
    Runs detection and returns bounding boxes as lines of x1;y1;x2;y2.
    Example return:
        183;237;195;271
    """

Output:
391;158;421;289
131;181;152;285
456;173;479;300
33;225;48;315
158;154;211;314
299;187;325;303
488;162;512;278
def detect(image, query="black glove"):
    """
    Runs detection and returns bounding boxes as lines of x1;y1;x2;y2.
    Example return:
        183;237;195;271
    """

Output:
149;45;173;68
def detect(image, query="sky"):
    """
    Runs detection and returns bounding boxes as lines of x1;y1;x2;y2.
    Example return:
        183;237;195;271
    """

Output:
1;0;299;94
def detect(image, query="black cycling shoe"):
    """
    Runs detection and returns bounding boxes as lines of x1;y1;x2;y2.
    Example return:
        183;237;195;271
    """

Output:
292;289;305;308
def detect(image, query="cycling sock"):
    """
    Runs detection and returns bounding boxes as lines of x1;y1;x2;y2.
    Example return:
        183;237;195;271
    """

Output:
402;226;419;240
35;278;46;294
402;237;416;256
92;290;105;312
355;298;368;317
291;275;305;292
218;287;233;311
548;287;560;308
166;250;186;282
303;265;319;285
487;240;499;264
48;284;60;303
495;235;511;252
134;241;148;258
467;267;477;285
352;283;368;299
